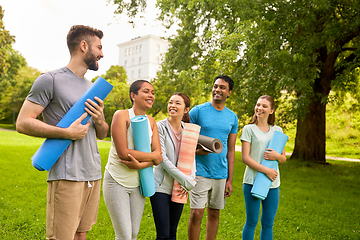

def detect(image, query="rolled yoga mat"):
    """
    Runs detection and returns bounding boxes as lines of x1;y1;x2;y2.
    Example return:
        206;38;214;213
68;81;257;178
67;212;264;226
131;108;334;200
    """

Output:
31;77;113;171
171;123;201;204
197;134;223;154
130;115;156;197
251;131;288;200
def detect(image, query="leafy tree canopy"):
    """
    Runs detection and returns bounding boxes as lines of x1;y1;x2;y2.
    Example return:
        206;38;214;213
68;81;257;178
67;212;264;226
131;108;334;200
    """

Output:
93;65;130;135
0;65;40;123
112;0;360;162
0;6;26;100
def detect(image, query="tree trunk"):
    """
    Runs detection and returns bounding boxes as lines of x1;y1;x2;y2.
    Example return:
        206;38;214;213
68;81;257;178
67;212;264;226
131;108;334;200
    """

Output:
291;45;337;163
291;97;327;163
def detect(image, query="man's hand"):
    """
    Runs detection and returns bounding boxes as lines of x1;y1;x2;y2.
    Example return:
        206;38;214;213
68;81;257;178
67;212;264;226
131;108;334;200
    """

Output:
224;180;233;197
196;147;210;156
67;113;90;140
85;97;105;125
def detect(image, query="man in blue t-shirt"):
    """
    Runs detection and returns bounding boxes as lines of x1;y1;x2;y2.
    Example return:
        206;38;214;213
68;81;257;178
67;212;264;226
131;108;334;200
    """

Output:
188;75;238;240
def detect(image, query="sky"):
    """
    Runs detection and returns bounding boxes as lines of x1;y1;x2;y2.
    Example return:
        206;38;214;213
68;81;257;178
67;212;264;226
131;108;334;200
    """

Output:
1;0;176;80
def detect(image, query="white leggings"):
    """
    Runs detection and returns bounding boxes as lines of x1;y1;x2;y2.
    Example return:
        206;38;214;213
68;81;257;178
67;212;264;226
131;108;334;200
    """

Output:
103;170;145;240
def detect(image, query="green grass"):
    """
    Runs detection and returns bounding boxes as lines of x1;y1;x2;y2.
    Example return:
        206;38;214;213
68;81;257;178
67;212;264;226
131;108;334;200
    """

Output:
1;130;360;239
0;123;16;131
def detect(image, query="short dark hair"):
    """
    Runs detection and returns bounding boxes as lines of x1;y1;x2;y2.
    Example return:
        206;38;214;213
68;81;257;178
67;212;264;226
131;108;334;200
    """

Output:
213;75;234;91
129;80;151;104
67;25;103;55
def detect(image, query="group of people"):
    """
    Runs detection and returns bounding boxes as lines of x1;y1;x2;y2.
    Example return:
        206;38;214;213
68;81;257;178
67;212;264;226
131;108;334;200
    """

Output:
16;25;287;240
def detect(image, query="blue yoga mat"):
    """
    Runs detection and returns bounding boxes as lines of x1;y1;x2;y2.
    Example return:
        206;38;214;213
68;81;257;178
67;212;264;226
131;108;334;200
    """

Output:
130;115;156;197
31;77;113;171
251;131;288;200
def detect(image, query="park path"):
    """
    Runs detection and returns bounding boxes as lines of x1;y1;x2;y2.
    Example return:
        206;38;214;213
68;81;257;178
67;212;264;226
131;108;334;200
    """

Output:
2;128;359;162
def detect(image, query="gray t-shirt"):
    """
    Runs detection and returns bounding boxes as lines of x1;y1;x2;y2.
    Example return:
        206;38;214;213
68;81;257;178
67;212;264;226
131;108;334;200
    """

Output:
27;67;102;181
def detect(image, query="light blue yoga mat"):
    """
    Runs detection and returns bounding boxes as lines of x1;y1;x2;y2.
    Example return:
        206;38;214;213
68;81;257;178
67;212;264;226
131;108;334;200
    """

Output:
251;131;288;200
130;115;156;197
31;77;113;171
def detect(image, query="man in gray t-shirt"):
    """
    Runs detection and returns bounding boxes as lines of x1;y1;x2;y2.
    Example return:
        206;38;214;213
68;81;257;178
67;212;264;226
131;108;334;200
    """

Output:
16;25;109;240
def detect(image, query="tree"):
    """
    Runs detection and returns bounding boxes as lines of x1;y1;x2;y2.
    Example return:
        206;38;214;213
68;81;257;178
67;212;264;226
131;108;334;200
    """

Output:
0;5;14;76
112;0;360;163
0;5;26;102
0;65;40;124
92;65;131;135
0;5;28;124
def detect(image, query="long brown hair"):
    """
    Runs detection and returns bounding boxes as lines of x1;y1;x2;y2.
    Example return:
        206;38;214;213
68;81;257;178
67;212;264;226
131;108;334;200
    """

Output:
250;95;275;126
172;92;191;123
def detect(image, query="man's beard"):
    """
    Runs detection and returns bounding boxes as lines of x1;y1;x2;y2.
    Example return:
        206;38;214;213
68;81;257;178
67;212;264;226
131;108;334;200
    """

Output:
84;51;98;71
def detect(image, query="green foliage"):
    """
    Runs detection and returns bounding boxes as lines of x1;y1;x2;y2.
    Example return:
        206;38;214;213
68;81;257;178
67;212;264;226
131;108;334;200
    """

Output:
112;0;147;25
326;92;360;158
149;68;210;118
0;6;27;102
112;0;360;161
1;130;359;239
282;91;360;159
93;65;131;135
0;5;15;76
0;65;41;123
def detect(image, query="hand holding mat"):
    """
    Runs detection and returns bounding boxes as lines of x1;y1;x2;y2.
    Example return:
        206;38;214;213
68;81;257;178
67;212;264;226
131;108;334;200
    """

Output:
171;123;201;204
130;115;156;197
251;131;288;200
197;134;223;154
31;77;113;171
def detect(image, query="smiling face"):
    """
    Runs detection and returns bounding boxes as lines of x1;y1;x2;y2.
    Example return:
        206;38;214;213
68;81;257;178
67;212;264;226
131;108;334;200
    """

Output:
131;82;155;110
212;78;231;103
167;95;189;119
255;98;274;120
84;36;103;71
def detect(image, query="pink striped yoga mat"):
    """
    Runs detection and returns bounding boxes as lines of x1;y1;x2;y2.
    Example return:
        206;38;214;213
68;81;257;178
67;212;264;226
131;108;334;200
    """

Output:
171;123;201;204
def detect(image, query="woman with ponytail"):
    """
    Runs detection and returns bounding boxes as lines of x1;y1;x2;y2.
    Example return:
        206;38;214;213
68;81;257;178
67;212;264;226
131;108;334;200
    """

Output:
240;95;287;240
150;92;197;240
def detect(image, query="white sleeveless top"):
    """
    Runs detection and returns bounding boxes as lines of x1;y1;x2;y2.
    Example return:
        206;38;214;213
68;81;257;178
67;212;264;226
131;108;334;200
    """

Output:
105;108;153;188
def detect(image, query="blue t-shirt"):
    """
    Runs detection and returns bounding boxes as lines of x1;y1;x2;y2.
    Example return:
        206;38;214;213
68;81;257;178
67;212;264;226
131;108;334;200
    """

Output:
189;102;238;179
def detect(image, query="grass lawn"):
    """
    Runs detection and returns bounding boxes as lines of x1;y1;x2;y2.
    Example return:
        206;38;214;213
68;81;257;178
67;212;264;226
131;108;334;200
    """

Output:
1;130;359;239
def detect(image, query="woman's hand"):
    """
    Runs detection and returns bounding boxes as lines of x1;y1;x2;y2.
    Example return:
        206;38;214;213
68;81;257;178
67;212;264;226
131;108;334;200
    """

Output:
120;154;142;169
177;187;188;199
265;167;278;182
264;148;281;161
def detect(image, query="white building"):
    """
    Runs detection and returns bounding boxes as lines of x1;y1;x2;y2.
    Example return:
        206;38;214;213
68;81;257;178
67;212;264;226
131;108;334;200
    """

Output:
117;35;169;83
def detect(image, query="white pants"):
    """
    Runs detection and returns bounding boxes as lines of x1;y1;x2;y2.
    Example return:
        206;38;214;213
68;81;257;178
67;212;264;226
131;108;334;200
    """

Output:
103;170;145;240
